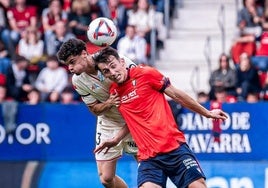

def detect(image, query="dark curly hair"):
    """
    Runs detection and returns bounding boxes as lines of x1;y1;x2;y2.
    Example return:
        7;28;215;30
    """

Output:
93;46;120;66
57;38;86;65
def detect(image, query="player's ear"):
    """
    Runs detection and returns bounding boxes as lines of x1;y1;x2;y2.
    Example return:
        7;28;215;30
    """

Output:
120;58;126;66
81;50;88;57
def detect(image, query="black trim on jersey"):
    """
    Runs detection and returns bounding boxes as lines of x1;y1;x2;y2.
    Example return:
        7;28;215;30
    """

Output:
128;64;137;69
80;93;91;97
159;77;171;93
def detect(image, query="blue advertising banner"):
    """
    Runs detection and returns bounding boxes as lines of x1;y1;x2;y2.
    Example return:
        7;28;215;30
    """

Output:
180;102;268;161
0;102;268;161
0;103;96;160
0;160;267;188
37;161;268;188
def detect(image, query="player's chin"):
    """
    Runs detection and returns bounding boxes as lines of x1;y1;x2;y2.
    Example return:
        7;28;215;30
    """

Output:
74;72;82;76
115;77;124;84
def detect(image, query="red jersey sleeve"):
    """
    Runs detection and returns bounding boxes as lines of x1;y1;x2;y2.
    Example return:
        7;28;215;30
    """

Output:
139;66;171;92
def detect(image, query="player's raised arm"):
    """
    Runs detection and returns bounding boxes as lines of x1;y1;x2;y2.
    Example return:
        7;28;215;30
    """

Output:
164;84;228;120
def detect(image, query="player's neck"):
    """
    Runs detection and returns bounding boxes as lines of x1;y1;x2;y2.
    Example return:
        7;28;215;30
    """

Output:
85;69;98;76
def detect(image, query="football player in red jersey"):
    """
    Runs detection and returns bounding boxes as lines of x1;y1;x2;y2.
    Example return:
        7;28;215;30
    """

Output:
94;47;228;188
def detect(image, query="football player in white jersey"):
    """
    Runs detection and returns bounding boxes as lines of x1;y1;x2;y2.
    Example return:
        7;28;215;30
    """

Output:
57;38;137;188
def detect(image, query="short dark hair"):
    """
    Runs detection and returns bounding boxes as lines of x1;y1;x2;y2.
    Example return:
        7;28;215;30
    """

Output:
57;38;87;65
93;46;120;66
47;55;59;63
14;55;29;64
214;86;226;93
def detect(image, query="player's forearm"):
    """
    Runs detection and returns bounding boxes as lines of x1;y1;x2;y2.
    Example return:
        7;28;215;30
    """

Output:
88;101;113;116
180;95;211;118
165;85;211;118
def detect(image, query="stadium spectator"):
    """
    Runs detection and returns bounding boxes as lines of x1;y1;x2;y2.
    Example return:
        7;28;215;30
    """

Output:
0;63;18;135
5;0;37;59
262;0;268;30
230;0;264;64
250;30;268;71
246;91;260;102
117;25;148;65
44;20;75;56
208;53;237;100
197;91;209;104
237;0;264;36
236;52;262;101
60;86;78;104
0;0;11;57
0;0;9;32
26;87;41;105
259;71;268;100
209;86;236;143
88;0;105;19
17;26;46;68
0;84;6;102
149;0;164;12
0;39;11;75
103;0;129;47
5;55;33;102
127;0;154;43
1;100;18;134
127;0;166;48
68;0;92;41
35;55;68;102
230;33;256;66
94;47;228;188
41;0;68;35
250;3;268;72
213;86;237;103
62;0;72;13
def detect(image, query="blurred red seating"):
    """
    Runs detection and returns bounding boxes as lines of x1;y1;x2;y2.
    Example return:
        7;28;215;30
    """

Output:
0;74;6;85
258;71;267;88
120;0;134;9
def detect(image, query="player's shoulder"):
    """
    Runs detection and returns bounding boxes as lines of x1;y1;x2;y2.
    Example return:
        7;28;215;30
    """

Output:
130;65;156;74
71;73;88;88
72;74;80;84
119;54;137;68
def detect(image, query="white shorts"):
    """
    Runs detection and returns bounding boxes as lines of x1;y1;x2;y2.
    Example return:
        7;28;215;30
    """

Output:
95;119;137;161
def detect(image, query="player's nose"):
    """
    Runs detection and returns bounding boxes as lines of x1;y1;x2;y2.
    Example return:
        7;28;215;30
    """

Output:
68;64;74;73
110;69;116;76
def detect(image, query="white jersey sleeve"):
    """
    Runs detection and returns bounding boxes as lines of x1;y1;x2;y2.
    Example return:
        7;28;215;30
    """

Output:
72;72;125;125
119;54;137;69
72;74;98;105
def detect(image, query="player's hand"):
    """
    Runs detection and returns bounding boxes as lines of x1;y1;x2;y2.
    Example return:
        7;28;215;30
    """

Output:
94;138;119;154
209;109;228;121
108;93;120;107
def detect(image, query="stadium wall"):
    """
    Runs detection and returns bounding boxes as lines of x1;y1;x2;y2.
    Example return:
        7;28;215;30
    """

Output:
0;103;268;188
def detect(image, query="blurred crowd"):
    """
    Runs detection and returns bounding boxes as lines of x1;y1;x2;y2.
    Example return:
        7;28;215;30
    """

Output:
1;0;267;107
0;0;174;105
198;0;268;104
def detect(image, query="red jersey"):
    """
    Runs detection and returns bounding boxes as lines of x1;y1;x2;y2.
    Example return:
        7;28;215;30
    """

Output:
7;6;37;30
110;66;186;161
256;31;268;56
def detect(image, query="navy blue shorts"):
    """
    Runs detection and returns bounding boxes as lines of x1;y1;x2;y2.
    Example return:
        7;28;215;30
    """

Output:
137;143;206;188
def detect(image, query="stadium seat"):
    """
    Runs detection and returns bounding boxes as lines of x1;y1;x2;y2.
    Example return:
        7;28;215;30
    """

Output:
119;0;134;9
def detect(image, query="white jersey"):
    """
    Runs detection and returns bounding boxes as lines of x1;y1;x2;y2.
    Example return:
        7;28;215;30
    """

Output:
72;55;136;127
72;55;137;160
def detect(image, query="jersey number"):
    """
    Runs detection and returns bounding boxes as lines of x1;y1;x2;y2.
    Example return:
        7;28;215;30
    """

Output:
96;132;101;145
